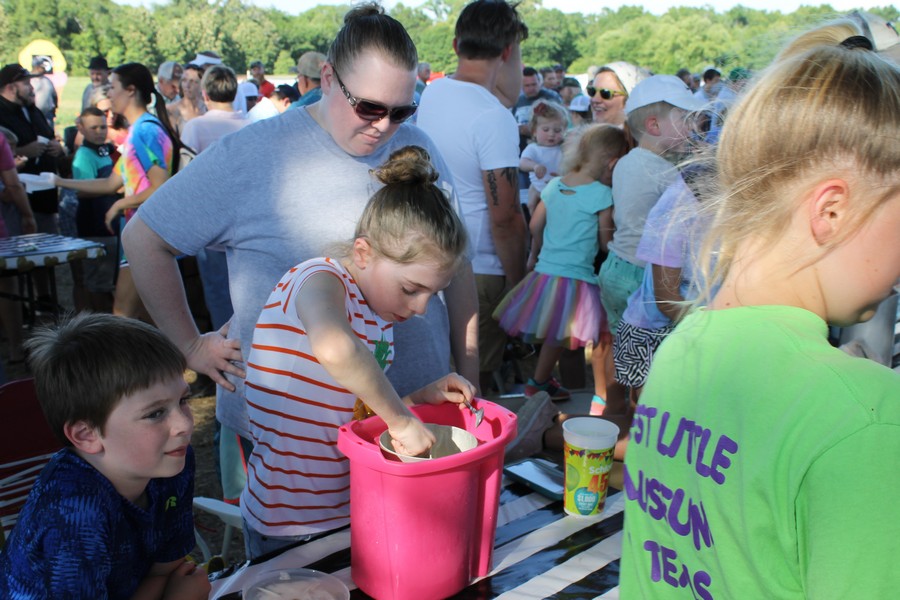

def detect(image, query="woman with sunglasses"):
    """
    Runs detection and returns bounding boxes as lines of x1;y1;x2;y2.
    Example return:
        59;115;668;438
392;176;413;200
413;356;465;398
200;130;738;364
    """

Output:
588;61;651;126
122;2;479;500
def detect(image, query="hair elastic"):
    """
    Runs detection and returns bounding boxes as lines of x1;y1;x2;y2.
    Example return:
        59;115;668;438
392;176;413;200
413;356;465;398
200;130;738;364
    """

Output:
840;35;874;50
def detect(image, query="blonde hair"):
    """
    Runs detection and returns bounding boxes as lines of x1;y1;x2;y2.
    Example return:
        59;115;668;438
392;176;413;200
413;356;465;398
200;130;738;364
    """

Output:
529;100;567;133
695;19;900;303
560;123;630;175
355;146;468;271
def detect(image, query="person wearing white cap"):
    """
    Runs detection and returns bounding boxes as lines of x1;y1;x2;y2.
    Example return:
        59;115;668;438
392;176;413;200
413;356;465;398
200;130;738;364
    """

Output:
588;61;651;127
30;56;57;126
568;93;592;128
190;51;223;69
595;74;702;417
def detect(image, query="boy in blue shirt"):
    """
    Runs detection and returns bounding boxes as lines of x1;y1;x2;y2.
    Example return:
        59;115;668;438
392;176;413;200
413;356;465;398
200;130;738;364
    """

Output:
0;313;210;600
71;106;121;313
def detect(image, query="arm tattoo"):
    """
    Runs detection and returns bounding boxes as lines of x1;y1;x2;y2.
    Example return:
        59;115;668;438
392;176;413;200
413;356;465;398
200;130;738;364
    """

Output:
500;166;518;187
487;170;500;206
486;167;520;207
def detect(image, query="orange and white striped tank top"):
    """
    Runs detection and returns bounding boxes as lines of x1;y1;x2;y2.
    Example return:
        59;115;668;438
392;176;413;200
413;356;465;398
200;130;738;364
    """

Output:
240;257;393;537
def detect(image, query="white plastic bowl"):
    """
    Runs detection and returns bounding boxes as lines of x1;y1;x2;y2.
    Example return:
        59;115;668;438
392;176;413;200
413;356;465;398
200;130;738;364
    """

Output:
242;567;349;600
379;423;478;463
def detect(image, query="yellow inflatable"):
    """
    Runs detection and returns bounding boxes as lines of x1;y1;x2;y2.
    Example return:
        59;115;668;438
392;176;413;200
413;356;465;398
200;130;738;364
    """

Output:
18;39;67;73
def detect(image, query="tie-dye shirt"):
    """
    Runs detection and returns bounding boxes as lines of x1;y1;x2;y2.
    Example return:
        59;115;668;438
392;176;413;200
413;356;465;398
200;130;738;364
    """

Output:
116;112;173;221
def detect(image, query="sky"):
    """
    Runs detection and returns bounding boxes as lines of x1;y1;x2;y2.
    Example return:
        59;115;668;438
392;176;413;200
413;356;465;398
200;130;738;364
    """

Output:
119;0;888;16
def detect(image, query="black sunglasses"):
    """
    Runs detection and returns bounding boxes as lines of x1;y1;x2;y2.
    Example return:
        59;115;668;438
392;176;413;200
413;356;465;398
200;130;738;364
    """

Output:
586;86;627;100
332;67;418;124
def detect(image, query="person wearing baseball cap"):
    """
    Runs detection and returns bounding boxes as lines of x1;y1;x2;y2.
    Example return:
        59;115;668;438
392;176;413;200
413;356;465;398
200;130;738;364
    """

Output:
30;56;57;125
290;51;326;109
0;64;35;87
567;93;592;127
248;83;299;123
596;74;703;416
0;62;64;260
190;51;223;70
248;60;274;99
83;56;111;111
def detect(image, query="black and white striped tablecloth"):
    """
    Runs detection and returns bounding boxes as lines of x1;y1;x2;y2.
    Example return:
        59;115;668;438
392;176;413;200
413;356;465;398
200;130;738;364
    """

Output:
210;479;624;599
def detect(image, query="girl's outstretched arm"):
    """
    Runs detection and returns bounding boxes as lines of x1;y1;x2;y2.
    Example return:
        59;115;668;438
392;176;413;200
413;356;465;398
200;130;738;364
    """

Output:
296;271;435;457
54;170;124;196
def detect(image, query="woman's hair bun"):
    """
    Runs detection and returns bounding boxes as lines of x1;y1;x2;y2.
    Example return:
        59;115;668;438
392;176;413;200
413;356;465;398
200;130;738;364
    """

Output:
345;1;384;23
374;145;439;187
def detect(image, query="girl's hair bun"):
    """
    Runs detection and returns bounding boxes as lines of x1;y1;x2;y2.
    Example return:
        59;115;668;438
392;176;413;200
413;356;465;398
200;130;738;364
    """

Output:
345;1;384;23
374;145;439;187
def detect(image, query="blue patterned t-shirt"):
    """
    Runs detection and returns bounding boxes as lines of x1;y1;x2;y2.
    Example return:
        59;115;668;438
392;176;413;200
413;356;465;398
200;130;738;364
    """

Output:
0;446;195;599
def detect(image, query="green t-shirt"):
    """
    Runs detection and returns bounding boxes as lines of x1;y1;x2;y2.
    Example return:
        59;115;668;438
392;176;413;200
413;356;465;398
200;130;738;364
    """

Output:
621;305;900;599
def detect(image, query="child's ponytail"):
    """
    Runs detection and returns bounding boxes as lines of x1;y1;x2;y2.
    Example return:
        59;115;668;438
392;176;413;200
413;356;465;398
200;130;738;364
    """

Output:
695;17;900;305
151;88;182;174
372;145;439;188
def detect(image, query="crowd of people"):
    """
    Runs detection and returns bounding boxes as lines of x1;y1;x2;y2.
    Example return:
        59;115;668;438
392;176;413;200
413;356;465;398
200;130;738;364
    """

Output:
0;1;898;598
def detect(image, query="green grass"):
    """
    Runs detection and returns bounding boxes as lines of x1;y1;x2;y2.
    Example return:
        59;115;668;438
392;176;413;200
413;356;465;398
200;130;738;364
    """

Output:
55;76;89;137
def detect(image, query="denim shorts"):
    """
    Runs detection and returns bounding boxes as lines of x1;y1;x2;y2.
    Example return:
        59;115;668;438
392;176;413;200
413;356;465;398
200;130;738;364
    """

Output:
243;519;316;560
597;251;645;335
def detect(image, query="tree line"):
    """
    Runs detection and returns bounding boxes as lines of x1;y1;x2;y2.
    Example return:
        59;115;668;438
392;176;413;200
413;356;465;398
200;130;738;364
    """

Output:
1;0;896;76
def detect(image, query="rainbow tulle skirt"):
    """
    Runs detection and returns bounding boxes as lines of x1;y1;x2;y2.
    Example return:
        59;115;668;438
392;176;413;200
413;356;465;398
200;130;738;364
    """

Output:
493;271;606;350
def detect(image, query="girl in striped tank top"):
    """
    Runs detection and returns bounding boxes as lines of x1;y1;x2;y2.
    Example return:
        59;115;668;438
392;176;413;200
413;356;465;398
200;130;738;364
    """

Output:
240;145;475;558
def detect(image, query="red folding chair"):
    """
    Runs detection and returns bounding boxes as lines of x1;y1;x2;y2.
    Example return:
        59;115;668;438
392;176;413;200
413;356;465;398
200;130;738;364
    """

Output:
0;378;63;544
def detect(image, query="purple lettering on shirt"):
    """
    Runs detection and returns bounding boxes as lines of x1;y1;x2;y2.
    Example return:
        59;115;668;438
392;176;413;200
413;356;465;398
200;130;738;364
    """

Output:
623;464;647;512
661;545;680;586
708;435;739;485
694;569;714;600
667;488;714;550
650;409;739;484
633;404;658;447
644;539;662;581
642;540;715;598
647;477;673;521
656;411;676;456
687;421;711;466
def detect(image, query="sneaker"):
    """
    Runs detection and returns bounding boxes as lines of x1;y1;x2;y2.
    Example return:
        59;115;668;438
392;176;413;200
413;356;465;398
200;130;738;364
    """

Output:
505;391;558;463
525;376;571;401
590;395;607;416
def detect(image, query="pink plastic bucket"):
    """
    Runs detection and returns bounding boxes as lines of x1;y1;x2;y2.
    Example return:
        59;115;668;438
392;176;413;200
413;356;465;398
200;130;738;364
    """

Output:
337;400;516;600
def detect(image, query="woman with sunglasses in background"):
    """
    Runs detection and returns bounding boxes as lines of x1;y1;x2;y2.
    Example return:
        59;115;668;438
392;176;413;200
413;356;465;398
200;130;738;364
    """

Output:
588;61;651;126
122;1;479;510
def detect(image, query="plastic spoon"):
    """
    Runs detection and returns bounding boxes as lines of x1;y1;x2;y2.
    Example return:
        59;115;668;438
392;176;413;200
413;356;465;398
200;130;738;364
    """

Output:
464;399;484;428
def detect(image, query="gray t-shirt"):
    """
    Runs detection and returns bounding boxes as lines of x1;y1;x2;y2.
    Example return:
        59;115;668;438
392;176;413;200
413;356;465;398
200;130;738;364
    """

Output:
138;107;459;437
608;147;679;267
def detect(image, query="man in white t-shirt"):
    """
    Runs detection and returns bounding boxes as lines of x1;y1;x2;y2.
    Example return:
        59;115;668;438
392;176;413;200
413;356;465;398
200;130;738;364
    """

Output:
417;0;528;394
